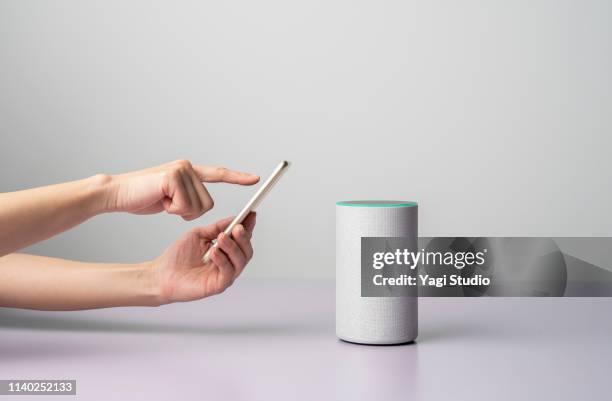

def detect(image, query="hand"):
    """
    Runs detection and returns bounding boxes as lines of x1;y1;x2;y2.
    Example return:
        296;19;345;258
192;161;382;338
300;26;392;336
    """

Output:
105;160;259;220
151;213;256;303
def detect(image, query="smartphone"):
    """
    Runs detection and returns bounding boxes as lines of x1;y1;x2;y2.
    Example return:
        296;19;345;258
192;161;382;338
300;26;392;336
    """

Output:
202;160;290;263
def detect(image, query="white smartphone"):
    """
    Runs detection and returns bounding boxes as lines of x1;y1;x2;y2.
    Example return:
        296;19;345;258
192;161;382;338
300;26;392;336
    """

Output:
202;160;290;263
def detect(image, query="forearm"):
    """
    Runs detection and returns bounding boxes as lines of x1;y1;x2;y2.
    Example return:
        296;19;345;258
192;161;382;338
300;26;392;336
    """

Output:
0;175;112;256
0;253;161;310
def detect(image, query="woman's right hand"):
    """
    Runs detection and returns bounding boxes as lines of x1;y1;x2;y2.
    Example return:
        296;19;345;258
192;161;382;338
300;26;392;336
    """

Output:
102;160;259;220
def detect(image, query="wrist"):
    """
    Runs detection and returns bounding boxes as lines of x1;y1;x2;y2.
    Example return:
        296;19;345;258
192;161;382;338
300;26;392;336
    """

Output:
147;258;173;306
134;260;166;307
85;173;118;214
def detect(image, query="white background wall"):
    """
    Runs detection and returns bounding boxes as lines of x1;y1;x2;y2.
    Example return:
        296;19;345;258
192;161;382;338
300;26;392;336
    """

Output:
1;0;610;278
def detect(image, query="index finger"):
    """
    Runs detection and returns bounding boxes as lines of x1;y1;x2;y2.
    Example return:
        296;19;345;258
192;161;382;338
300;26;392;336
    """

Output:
193;165;260;185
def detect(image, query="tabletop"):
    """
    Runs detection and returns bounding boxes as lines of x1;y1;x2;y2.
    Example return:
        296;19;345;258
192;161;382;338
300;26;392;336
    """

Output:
1;279;611;401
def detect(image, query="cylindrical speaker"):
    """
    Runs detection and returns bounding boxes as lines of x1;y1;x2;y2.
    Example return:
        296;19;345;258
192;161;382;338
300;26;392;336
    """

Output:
336;200;418;344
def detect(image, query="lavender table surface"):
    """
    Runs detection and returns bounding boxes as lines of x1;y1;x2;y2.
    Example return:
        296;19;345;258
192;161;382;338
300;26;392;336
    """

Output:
1;279;611;401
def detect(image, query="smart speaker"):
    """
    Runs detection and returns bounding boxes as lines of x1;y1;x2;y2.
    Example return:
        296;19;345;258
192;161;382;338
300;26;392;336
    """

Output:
336;200;418;344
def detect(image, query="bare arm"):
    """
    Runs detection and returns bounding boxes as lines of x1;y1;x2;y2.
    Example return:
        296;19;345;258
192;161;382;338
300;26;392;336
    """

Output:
0;176;109;256
0;214;256;310
0;160;259;257
0;253;158;310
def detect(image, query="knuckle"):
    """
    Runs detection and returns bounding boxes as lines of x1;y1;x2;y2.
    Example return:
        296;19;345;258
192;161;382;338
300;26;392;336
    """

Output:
235;226;245;238
174;159;191;167
223;236;235;248
216;166;228;177
173;159;192;172
169;168;183;181
221;239;234;252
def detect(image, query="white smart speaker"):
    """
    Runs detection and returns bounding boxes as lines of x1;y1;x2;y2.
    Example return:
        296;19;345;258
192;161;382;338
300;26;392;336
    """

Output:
336;200;418;344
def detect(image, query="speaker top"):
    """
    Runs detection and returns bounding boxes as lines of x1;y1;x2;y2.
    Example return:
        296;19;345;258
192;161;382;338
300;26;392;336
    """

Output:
336;200;417;208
